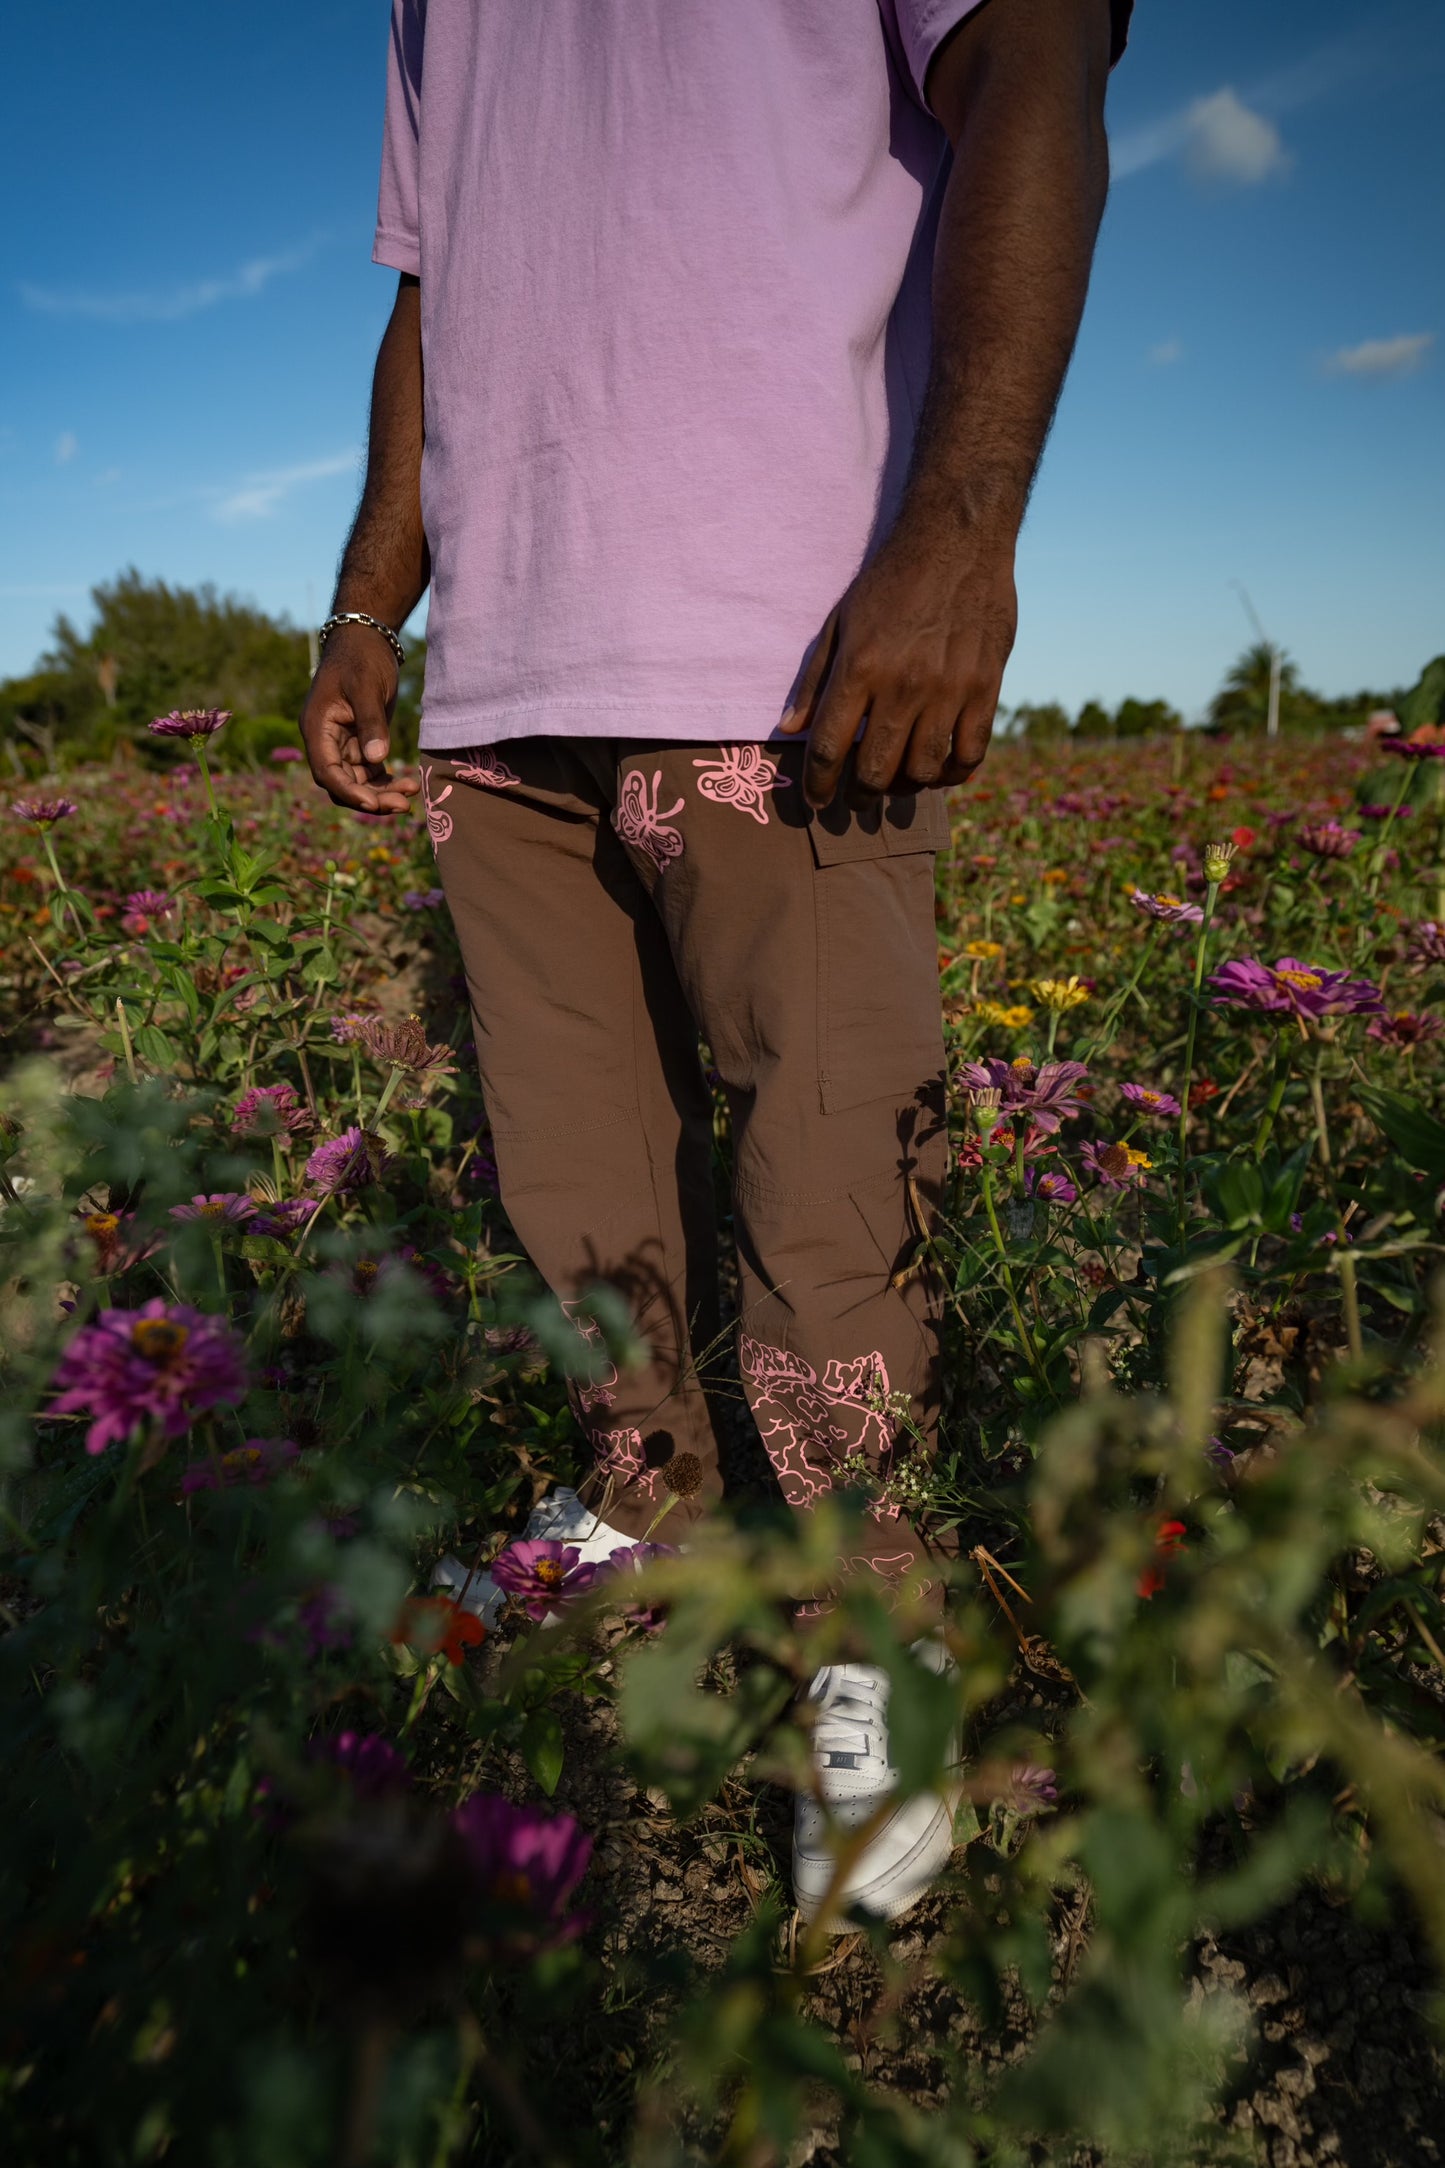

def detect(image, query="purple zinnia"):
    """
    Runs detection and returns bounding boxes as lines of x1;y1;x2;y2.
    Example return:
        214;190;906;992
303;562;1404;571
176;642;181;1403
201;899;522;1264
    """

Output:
596;1540;681;1631
1407;922;1445;968
148;708;231;741
956;1057;1091;1136
296;1584;357;1656
312;1729;411;1796
1119;1082;1182;1119
305;1127;389;1196
1208;956;1384;1021
1297;820;1360;860
1381;732;1445;761
1026;1168;1078;1205
1366;1010;1443;1049
1129;888;1204;926
12;797;77;827
1360;802;1414;821
231;1082;313;1138
123;887;174;917
452;1793;593;1947
50;1298;249;1457
1006;1764;1059;1816
270;745;304;764
402;888;446;910
169;1191;257;1225
1078;1139;1152;1189
249;1197;320;1238
329;1012;375;1046
491;1538;598;1622
180;1437;301;1493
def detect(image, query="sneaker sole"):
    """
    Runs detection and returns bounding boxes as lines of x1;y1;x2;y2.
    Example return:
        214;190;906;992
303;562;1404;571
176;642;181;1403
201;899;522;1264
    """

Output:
793;1784;961;1931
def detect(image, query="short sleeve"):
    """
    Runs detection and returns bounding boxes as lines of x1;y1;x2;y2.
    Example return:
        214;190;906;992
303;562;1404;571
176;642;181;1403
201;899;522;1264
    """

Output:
883;0;1134;114
372;0;425;277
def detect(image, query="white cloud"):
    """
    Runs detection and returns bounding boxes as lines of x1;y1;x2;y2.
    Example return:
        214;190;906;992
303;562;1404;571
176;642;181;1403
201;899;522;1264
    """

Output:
1325;332;1435;379
212;449;360;522
1182;89;1290;185
54;431;79;464
1147;338;1184;367
19;239;321;324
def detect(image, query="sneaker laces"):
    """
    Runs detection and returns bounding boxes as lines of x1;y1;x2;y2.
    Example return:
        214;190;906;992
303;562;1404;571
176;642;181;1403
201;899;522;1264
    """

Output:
808;1665;892;1777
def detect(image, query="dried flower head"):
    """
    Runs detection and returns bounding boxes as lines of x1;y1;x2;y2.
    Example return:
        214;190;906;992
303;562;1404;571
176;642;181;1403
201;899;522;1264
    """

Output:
660;1450;704;1499
359;1014;455;1077
1201;840;1237;884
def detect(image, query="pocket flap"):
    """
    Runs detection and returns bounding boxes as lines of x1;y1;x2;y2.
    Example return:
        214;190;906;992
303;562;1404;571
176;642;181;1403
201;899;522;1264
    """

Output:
807;787;950;867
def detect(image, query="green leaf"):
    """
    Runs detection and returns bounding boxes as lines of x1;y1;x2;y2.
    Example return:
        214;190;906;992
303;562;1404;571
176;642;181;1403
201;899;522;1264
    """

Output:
519;1707;565;1796
133;1024;179;1070
884;1647;958;1795
1215;1158;1264;1228
1358;1086;1445;1178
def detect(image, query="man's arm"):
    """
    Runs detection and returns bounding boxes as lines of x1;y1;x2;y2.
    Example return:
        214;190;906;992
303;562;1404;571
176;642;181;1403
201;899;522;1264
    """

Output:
300;272;427;814
782;0;1113;807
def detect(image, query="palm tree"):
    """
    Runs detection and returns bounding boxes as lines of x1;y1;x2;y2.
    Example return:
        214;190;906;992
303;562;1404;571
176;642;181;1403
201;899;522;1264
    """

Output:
1208;642;1301;735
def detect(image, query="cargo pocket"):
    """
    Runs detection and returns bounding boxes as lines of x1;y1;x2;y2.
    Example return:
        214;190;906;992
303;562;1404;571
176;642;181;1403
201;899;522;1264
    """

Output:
808;789;950;1115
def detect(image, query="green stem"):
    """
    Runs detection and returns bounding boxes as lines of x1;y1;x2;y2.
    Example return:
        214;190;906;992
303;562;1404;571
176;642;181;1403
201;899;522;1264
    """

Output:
1309;1059;1363;1362
1253;1037;1291;1158
979;1160;1048;1389
1079;927;1159;1061
194;739;221;824
1174;883;1219;1242
368;1063;404;1129
1367;759;1414;900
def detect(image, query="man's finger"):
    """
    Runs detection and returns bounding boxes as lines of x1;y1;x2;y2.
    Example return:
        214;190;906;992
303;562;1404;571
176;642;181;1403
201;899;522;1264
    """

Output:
851;700;916;796
802;651;871;808
901;706;957;787
939;693;997;786
779;606;841;736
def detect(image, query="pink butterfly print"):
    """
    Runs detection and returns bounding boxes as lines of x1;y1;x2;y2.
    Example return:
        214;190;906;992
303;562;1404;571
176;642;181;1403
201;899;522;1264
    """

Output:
420;764;454;854
738;1333;898;1508
594;1426;660;1499
692;746;789;826
453;749;520;789
613;768;685;873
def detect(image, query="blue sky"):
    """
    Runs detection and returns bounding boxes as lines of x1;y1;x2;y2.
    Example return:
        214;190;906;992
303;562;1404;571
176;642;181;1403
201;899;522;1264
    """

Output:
2;0;1441;720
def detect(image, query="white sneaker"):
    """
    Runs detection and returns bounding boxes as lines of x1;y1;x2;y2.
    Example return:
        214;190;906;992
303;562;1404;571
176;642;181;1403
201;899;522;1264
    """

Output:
432;1486;634;1627
792;1640;960;1928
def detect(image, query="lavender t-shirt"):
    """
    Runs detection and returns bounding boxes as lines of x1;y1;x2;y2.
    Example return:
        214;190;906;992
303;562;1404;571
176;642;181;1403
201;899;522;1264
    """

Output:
373;1;978;749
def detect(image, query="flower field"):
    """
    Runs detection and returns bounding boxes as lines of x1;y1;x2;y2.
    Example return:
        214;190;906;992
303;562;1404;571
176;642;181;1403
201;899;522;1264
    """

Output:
3;719;1445;2166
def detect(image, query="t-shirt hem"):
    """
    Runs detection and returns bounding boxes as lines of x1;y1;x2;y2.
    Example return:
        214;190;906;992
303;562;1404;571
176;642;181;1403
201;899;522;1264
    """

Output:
373;227;421;277
418;695;788;751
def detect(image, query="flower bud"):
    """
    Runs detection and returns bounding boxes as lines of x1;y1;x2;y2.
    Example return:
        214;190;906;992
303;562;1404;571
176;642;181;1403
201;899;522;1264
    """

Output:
1202;840;1237;884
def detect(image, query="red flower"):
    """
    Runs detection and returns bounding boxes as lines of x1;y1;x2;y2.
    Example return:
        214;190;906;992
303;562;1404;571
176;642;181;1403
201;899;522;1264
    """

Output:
1138;1518;1188;1599
1231;825;1257;849
390;1594;486;1664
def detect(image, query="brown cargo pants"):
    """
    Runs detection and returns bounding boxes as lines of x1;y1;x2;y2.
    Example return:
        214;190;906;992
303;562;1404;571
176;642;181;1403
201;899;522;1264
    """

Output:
424;737;949;1592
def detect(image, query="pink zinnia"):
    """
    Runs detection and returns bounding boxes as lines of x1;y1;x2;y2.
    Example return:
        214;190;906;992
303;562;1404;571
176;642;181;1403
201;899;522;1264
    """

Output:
1297;821;1360;860
329;1012;375;1046
270;746;304;764
1129;888;1204;926
491;1538;599;1622
452;1794;593;1946
1119;1082;1182;1119
148;708;231;740
1026;1168;1078;1205
956;1057;1090;1135
1366;1011;1443;1049
249;1197;320;1238
12;797;77;827
305;1127;389;1195
1407;922;1445;968
169;1192;256;1225
231;1083;313;1138
1208;956;1384;1021
50;1298;249;1456
124;888;175;917
180;1437;301;1493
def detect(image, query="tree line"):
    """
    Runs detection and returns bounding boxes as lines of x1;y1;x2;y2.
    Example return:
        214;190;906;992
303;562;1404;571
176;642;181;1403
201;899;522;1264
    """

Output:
0;571;1434;767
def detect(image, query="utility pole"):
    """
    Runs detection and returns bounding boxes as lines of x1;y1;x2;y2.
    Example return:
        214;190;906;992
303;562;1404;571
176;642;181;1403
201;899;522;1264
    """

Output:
1230;581;1281;740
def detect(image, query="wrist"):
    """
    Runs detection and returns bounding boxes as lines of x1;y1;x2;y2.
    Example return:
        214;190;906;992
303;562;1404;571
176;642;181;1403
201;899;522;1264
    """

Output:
318;611;405;673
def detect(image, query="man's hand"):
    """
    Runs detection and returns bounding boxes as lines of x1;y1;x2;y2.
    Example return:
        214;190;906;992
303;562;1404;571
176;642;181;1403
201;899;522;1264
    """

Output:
299;624;420;816
781;505;1016;808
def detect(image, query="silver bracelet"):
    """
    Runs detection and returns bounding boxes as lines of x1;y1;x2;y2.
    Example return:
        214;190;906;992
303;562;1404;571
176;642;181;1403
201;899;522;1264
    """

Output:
318;612;406;670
